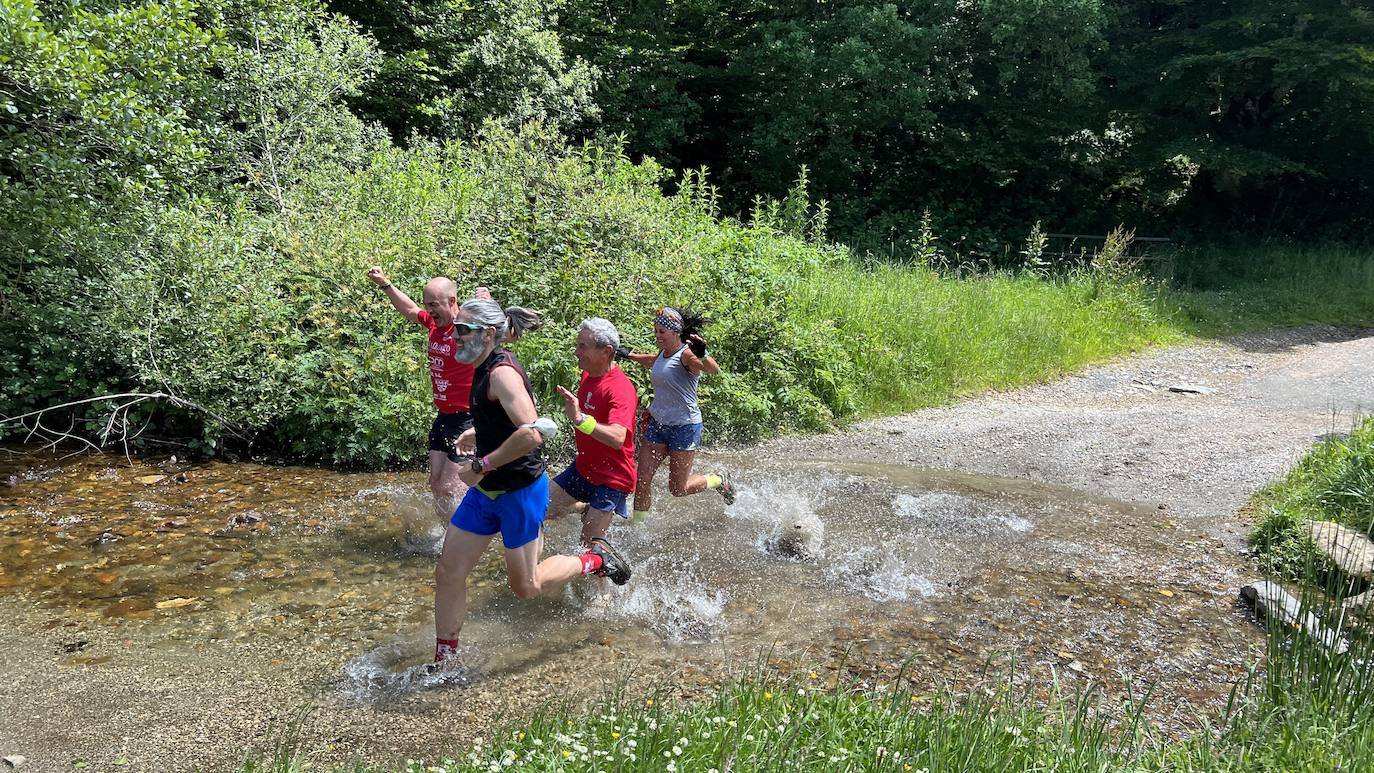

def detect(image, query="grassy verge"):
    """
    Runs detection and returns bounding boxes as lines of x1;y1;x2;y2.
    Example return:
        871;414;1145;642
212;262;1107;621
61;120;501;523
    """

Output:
1250;417;1374;580
245;638;1374;772
790;244;1374;418
241;420;1374;773
1172;244;1374;335
790;260;1180;415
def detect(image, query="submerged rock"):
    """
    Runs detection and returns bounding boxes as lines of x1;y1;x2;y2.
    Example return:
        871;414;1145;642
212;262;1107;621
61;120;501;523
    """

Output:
1239;580;1348;655
766;516;824;560
1343;590;1374;628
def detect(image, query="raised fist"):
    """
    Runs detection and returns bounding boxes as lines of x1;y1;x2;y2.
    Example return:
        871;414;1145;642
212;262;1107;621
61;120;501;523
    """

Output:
366;266;388;285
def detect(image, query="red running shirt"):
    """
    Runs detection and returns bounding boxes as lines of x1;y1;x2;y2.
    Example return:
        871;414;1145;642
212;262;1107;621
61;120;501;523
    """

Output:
416;311;474;413
573;365;638;493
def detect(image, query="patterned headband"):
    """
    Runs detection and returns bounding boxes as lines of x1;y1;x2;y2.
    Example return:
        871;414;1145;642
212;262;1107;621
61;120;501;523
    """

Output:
654;307;683;333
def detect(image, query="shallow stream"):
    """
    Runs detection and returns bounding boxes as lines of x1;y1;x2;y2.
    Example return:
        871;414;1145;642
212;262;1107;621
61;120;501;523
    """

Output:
0;446;1263;767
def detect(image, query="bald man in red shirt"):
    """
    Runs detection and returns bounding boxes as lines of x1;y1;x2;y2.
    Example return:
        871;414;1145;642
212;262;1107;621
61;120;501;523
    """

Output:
367;266;491;548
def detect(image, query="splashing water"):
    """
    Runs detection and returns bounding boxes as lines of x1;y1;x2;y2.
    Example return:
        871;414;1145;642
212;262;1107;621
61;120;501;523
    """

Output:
4;448;1244;733
355;482;445;555
824;544;938;602
612;556;729;644
339;632;479;703
726;477;829;560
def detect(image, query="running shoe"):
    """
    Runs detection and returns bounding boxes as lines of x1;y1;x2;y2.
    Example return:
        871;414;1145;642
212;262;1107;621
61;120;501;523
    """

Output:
587;537;632;585
718;475;737;506
421;657;476;687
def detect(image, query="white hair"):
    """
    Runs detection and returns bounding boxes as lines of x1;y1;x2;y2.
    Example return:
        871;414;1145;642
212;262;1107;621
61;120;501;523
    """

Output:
461;298;544;342
579;317;620;350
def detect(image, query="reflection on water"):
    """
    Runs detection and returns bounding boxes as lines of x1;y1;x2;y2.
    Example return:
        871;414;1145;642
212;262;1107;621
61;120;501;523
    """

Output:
0;446;1260;713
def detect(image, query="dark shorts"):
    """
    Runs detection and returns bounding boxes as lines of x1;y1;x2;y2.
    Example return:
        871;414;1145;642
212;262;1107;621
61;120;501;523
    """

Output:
428;411;474;454
643;415;704;452
554;464;631;519
451;473;549;549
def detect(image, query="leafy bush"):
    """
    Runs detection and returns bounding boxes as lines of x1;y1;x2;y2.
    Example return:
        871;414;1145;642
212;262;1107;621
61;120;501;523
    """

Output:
95;128;856;465
0;0;382;428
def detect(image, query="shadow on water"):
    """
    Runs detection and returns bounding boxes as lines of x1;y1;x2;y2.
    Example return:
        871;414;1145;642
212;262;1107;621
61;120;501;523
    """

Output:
0;446;1262;726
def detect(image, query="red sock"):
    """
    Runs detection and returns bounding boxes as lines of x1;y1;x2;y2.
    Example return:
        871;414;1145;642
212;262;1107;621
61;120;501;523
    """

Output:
579;552;604;575
435;637;460;662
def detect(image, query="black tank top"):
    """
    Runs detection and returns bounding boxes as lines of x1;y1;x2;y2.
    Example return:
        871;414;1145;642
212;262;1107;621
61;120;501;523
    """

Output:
470;347;545;491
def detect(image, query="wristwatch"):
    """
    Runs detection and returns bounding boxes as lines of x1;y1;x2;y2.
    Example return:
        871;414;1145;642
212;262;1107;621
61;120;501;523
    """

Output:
470;456;486;474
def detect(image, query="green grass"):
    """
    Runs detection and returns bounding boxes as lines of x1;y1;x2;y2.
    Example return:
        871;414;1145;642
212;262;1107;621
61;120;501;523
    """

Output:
243;638;1374;772
1172;244;1374;335
791;261;1179;415
790;243;1374;418
1250;417;1374;580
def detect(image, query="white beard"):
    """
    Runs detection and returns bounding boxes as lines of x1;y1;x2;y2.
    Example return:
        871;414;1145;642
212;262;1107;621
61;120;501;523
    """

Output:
454;333;487;364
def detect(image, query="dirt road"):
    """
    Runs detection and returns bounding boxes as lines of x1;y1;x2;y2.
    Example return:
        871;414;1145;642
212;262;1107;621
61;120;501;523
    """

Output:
768;325;1373;539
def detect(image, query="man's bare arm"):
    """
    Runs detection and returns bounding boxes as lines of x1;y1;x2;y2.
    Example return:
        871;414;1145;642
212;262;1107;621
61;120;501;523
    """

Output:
482;368;543;465
555;385;628;448
366;266;422;323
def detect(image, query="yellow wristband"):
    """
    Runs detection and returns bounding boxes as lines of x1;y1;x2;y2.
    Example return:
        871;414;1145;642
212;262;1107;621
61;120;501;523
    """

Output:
576;415;597;434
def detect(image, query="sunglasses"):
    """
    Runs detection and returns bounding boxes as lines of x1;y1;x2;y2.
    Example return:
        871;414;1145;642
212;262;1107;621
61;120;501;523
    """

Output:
452;322;487;338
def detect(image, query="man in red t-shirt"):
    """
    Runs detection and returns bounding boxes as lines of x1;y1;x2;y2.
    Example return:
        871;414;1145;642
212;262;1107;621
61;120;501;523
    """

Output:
366;266;490;548
550;318;639;545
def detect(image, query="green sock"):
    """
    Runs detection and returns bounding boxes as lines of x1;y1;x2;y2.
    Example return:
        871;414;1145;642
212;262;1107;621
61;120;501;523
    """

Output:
631;510;650;524
705;474;722;490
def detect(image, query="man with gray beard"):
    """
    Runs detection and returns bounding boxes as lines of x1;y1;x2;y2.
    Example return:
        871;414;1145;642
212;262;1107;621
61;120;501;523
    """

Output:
433;299;631;667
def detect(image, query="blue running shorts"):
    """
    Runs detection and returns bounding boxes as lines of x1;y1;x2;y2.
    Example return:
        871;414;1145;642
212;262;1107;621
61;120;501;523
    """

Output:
451;473;549;549
554;464;630;519
643;415;704;452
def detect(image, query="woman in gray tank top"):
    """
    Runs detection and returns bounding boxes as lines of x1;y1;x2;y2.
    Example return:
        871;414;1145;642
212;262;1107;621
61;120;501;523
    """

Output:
619;307;736;521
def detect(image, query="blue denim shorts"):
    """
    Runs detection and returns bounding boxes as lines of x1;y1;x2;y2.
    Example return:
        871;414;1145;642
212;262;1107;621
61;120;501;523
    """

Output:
554;464;630;519
451;473;549;549
643;415;704;452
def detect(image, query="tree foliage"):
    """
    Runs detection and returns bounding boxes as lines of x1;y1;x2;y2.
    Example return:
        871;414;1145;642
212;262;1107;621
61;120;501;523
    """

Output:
328;0;598;140
1105;0;1374;236
100;130;859;464
0;0;380;420
1;0;1370;463
556;0;1374;246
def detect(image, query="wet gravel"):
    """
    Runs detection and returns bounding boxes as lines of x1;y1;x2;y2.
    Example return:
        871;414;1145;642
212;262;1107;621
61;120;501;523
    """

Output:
767;325;1374;544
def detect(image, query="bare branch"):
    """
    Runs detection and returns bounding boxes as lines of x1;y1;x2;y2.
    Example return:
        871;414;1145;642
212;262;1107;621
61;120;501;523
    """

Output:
1;391;248;458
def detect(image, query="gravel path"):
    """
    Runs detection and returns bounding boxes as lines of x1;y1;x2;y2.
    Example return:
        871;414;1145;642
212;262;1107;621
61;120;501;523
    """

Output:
765;325;1374;542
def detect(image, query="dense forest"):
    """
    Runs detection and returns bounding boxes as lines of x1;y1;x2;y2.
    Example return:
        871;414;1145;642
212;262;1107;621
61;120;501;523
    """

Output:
2;0;1371;462
341;0;1374;244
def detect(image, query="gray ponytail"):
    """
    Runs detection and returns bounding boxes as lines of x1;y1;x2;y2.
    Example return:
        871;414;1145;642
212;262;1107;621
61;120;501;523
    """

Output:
504;305;544;342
